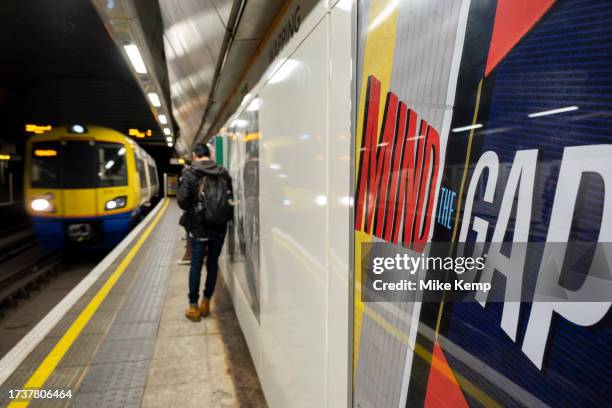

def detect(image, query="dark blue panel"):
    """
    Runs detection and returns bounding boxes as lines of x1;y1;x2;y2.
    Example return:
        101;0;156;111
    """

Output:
445;1;612;406
32;218;65;250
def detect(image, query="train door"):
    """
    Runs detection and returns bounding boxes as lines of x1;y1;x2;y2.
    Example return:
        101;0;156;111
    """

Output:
59;139;98;218
134;147;149;205
95;141;130;214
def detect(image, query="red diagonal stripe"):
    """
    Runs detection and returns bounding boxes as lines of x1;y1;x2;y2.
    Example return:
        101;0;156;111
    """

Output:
485;0;555;76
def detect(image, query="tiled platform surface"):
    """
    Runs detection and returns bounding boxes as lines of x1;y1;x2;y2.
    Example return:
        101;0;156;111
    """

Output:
0;200;266;408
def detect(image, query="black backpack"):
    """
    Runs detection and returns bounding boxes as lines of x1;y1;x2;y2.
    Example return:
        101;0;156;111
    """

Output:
193;174;233;225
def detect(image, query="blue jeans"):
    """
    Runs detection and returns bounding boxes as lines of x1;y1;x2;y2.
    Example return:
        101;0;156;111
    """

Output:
188;233;225;304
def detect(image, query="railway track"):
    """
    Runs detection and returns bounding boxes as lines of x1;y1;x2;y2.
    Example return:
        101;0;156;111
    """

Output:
0;229;63;308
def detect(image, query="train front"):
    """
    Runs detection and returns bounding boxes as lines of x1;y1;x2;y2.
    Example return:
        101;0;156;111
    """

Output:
24;125;136;250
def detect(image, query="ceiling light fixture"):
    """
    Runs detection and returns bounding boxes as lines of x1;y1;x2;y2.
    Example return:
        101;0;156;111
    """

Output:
123;43;148;74
148;92;161;107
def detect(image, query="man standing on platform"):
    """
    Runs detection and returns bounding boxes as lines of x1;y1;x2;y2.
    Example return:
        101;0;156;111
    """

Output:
177;143;233;322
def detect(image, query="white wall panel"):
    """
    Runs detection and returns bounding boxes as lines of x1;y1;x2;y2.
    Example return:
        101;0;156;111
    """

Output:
327;3;352;407
220;2;352;407
259;16;329;408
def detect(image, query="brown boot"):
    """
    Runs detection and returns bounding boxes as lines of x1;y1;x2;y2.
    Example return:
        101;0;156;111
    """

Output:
199;298;210;317
177;242;191;265
185;305;201;322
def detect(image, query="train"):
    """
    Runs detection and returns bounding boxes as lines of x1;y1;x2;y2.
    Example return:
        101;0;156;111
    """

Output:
24;124;159;250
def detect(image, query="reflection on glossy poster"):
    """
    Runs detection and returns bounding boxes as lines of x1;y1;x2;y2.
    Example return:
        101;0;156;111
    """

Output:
224;97;261;318
353;0;611;407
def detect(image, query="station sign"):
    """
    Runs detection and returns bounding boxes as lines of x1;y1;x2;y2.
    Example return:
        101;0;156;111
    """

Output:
128;128;152;138
25;124;52;134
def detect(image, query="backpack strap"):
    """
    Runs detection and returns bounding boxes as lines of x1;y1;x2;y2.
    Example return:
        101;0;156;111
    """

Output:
197;175;206;198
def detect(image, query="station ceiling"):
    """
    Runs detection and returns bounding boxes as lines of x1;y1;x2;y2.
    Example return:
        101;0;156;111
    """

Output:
160;0;286;150
0;0;293;154
0;0;170;146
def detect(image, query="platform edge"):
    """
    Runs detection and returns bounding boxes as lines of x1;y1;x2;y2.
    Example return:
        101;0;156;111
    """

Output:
0;199;168;386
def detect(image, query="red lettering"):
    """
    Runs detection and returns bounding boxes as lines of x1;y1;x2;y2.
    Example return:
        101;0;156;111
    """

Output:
354;75;441;253
392;109;417;244
355;76;381;232
402;119;428;247
412;125;440;252
373;93;399;238
383;102;407;242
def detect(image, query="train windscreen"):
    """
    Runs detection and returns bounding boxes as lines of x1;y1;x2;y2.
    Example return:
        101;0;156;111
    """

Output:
31;141;60;188
97;143;127;187
31;140;127;189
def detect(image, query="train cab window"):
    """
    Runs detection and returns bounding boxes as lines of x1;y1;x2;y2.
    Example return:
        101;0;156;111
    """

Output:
32;141;127;189
32;141;98;189
62;141;98;188
98;143;127;187
31;142;60;188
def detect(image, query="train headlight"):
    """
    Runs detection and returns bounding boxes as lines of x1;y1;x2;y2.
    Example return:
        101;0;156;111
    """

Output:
69;124;87;134
31;198;54;212
105;196;127;211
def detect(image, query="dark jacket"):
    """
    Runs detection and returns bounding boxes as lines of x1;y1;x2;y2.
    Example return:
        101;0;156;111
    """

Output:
177;160;233;237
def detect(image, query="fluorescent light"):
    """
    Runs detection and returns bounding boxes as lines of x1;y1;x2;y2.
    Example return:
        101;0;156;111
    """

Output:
148;92;161;107
158;114;168;124
282;199;292;206
166;136;173;142
124;43;147;74
452;124;483;133
163;128;171;135
269;163;281;170
167;142;173;147
118;147;125;156
528;106;578;118
105;160;115;169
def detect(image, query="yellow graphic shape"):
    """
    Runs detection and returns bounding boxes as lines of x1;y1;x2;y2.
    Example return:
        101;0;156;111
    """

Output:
353;0;400;381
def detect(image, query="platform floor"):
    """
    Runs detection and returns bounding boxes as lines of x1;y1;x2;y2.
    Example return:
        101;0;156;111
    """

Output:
0;200;266;408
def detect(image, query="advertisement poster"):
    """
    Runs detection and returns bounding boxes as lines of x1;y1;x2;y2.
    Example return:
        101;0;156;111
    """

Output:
353;1;611;407
225;99;261;318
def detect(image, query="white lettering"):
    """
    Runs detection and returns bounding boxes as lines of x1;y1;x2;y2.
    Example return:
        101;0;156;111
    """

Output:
523;145;612;369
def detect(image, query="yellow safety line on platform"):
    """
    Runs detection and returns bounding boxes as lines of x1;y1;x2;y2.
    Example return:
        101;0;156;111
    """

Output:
8;199;169;408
